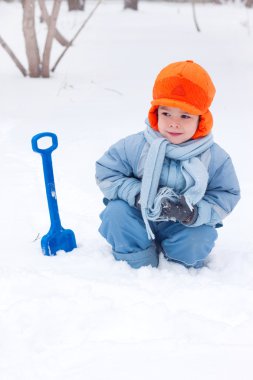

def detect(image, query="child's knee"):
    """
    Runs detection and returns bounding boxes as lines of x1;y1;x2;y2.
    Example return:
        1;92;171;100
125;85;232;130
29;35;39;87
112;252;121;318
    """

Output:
99;200;131;239
100;199;129;220
99;199;150;252
100;199;139;224
161;225;217;268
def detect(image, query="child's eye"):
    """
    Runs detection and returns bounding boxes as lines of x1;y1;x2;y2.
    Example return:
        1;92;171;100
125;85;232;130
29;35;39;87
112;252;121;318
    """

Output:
161;112;171;117
181;114;191;119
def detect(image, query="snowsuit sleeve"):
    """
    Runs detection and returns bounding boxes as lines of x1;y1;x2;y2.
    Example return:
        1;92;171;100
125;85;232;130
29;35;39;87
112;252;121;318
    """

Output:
95;136;142;207
192;145;241;227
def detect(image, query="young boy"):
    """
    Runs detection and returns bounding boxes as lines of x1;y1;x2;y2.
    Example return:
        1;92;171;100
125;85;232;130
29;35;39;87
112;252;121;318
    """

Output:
95;60;240;269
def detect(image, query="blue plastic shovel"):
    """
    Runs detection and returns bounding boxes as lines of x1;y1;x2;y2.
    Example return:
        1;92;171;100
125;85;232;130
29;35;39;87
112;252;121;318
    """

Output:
31;132;77;256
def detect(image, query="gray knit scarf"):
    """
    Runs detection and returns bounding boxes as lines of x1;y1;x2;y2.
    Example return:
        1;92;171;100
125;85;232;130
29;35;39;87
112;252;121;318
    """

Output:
140;124;214;239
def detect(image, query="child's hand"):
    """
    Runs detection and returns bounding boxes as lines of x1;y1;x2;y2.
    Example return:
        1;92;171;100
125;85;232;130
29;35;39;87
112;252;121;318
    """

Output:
160;196;198;225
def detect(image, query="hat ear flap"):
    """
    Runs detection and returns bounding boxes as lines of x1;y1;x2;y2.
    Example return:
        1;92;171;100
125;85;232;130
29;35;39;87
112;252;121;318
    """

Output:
192;110;213;139
148;105;159;131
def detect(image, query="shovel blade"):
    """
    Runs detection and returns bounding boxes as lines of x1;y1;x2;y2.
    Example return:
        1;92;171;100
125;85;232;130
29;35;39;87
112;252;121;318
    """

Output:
41;228;77;256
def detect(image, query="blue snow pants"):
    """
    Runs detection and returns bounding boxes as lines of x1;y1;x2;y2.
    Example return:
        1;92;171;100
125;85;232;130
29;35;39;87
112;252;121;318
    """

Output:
99;200;218;269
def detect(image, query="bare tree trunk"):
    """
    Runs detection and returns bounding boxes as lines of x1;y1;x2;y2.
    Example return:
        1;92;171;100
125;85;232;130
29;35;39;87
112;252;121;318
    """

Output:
22;0;41;77
124;0;138;11
42;0;62;77
38;0;70;46
0;35;27;76
245;0;253;7
67;0;85;11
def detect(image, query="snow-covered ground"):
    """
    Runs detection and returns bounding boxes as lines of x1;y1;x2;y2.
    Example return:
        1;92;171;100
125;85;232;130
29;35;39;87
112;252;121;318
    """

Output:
1;1;253;379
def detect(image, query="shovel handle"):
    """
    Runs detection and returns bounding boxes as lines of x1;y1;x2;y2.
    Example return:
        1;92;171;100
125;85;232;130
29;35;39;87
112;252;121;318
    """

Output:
31;132;58;154
32;132;62;231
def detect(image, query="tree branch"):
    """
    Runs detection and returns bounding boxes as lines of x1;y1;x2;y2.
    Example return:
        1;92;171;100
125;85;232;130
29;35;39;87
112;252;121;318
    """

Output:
38;0;70;47
0;35;27;76
51;0;103;73
192;0;201;32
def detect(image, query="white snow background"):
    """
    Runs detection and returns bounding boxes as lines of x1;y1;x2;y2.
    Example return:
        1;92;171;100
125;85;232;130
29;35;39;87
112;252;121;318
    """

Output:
1;1;253;379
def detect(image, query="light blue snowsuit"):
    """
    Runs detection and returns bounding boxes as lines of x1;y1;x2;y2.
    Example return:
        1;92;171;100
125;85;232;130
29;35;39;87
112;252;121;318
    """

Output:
96;127;240;268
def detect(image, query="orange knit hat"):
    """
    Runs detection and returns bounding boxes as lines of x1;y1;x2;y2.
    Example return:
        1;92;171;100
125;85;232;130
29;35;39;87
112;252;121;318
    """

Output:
148;60;216;139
